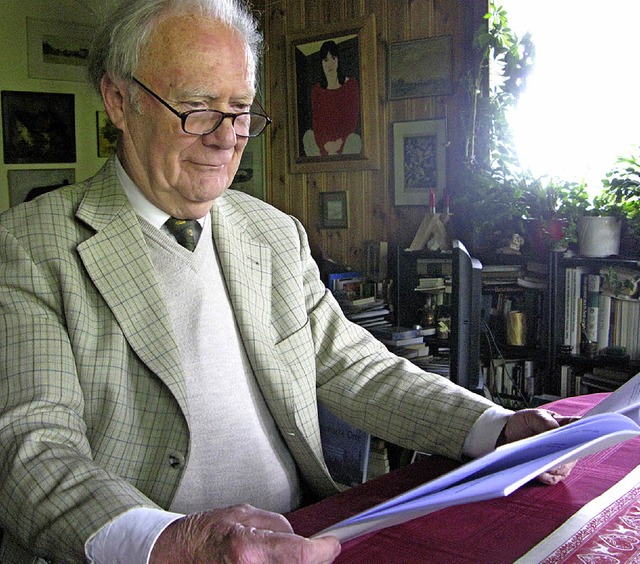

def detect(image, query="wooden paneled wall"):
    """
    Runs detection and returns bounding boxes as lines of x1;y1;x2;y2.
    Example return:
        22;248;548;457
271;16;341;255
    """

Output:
258;0;485;271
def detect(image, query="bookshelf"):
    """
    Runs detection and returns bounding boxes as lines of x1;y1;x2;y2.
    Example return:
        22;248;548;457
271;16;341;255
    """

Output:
396;248;549;407
547;251;640;396
396;249;452;368
476;253;549;409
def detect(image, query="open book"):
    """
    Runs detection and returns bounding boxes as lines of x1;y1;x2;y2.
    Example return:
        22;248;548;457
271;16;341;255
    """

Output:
313;372;640;543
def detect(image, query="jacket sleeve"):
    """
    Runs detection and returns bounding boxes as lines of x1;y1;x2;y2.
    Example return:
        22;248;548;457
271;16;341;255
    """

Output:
289;218;496;459
0;225;157;563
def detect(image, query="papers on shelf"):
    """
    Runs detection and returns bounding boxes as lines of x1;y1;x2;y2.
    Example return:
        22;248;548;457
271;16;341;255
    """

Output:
313;373;640;543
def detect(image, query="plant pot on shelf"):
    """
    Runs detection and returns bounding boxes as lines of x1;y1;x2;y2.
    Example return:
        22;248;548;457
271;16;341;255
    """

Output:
577;216;622;257
523;217;568;257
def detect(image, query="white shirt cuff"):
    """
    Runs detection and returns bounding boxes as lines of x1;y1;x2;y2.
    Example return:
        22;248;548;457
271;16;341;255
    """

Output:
85;507;184;564
463;405;514;458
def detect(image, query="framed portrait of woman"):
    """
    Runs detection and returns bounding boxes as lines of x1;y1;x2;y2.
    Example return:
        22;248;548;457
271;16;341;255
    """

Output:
286;15;380;174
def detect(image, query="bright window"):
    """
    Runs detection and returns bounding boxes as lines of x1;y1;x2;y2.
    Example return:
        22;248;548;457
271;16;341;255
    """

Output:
501;1;640;197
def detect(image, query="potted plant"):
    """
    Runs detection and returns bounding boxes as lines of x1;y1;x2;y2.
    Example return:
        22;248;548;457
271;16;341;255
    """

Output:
452;2;535;255
518;176;591;256
589;149;640;257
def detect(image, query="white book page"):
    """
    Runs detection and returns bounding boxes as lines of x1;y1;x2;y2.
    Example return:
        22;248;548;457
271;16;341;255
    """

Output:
584;371;640;421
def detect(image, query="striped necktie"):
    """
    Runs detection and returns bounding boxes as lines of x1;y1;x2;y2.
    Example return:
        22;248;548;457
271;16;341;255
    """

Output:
165;217;200;252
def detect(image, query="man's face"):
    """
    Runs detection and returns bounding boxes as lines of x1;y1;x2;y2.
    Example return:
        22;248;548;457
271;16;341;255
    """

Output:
105;14;255;219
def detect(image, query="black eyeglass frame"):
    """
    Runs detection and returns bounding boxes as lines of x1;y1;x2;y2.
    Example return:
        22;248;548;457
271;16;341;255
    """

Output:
131;76;271;138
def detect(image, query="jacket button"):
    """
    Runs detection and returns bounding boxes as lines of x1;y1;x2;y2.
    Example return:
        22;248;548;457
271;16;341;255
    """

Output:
168;452;185;468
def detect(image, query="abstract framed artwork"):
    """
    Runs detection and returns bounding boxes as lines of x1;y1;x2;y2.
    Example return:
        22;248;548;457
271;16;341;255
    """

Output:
2;91;76;164
393;119;447;206
388;36;453;100
286;14;380;174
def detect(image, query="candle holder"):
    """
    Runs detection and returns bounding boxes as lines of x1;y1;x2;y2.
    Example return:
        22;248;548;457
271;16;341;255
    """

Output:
408;213;453;251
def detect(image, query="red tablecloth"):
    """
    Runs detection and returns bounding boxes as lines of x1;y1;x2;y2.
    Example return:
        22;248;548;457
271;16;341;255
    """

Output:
287;394;640;563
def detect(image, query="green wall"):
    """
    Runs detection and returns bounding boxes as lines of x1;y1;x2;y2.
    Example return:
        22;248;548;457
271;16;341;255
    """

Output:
0;0;106;211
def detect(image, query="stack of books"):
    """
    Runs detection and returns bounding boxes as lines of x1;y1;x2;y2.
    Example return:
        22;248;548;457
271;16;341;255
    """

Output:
328;271;391;330
368;326;433;360
344;298;391;330
414;277;446;292
516;260;548;290
482;264;523;288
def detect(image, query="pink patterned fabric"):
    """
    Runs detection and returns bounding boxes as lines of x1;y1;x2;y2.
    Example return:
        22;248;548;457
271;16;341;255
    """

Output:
539;485;640;563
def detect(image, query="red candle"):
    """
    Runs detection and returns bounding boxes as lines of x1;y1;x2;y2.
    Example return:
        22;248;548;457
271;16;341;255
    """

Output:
429;189;436;213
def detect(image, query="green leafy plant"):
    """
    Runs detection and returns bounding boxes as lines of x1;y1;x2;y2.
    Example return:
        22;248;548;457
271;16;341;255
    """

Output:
454;3;640;258
594;149;640;254
453;2;536;253
464;1;534;167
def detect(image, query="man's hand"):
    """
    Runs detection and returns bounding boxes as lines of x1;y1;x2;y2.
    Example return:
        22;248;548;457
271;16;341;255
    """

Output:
499;408;578;485
150;504;341;564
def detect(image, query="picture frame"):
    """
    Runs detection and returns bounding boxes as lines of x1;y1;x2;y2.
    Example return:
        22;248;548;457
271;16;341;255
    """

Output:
388;36;453;100
230;134;266;201
2;91;76;164
7;168;75;206
26;18;94;82
96;111;118;158
320;191;349;229
286;14;380;174
393;119;447;206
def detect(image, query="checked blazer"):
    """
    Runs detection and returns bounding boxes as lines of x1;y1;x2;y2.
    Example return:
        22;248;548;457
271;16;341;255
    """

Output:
0;158;495;563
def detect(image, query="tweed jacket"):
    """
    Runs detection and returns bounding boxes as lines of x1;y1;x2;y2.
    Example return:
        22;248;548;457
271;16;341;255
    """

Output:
0;158;495;562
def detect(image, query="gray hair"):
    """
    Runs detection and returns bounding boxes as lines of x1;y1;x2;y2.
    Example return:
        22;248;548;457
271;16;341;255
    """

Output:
87;0;262;94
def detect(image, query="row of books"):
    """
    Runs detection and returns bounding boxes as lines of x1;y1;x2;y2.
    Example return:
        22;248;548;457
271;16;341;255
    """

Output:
559;365;634;397
484;360;535;409
563;266;640;359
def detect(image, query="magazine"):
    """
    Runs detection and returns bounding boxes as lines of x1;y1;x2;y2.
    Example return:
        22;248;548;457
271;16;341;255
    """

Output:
313;373;640;542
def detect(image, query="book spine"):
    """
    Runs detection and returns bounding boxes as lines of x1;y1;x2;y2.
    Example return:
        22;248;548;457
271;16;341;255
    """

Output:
597;293;612;350
560;365;573;398
564;268;573;350
586;273;600;343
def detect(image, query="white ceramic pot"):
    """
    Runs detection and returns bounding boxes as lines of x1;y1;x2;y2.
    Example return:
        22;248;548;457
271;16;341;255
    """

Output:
577;216;622;257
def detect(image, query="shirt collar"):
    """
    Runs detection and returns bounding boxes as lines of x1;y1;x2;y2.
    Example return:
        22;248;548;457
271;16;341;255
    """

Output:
115;156;207;230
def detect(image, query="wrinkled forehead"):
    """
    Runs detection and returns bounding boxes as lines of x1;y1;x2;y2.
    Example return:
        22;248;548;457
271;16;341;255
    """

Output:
137;13;256;89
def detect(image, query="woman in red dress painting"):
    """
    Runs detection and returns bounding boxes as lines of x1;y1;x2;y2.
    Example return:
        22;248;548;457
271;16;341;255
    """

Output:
303;40;362;156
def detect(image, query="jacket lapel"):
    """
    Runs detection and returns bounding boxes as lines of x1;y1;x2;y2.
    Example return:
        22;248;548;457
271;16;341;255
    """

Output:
75;164;189;418
209;197;274;353
209;198;298;419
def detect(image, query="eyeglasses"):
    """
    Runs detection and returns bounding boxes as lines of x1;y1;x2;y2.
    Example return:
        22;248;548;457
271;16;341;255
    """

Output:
131;77;271;138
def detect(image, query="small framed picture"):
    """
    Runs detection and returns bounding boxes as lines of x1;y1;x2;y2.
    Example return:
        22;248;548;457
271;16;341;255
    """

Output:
7;168;75;206
230;134;266;201
96;111;118;158
388;36;453;99
320;191;349;229
393;119;447;206
26;18;94;82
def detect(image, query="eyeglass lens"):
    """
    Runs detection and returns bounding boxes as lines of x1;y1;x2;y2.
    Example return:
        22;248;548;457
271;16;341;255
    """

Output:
184;111;266;137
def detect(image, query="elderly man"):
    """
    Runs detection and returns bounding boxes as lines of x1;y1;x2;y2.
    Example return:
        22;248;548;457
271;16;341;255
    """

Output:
0;0;572;562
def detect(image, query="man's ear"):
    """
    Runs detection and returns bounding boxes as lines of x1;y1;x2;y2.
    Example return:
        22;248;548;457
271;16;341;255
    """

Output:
100;75;127;132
